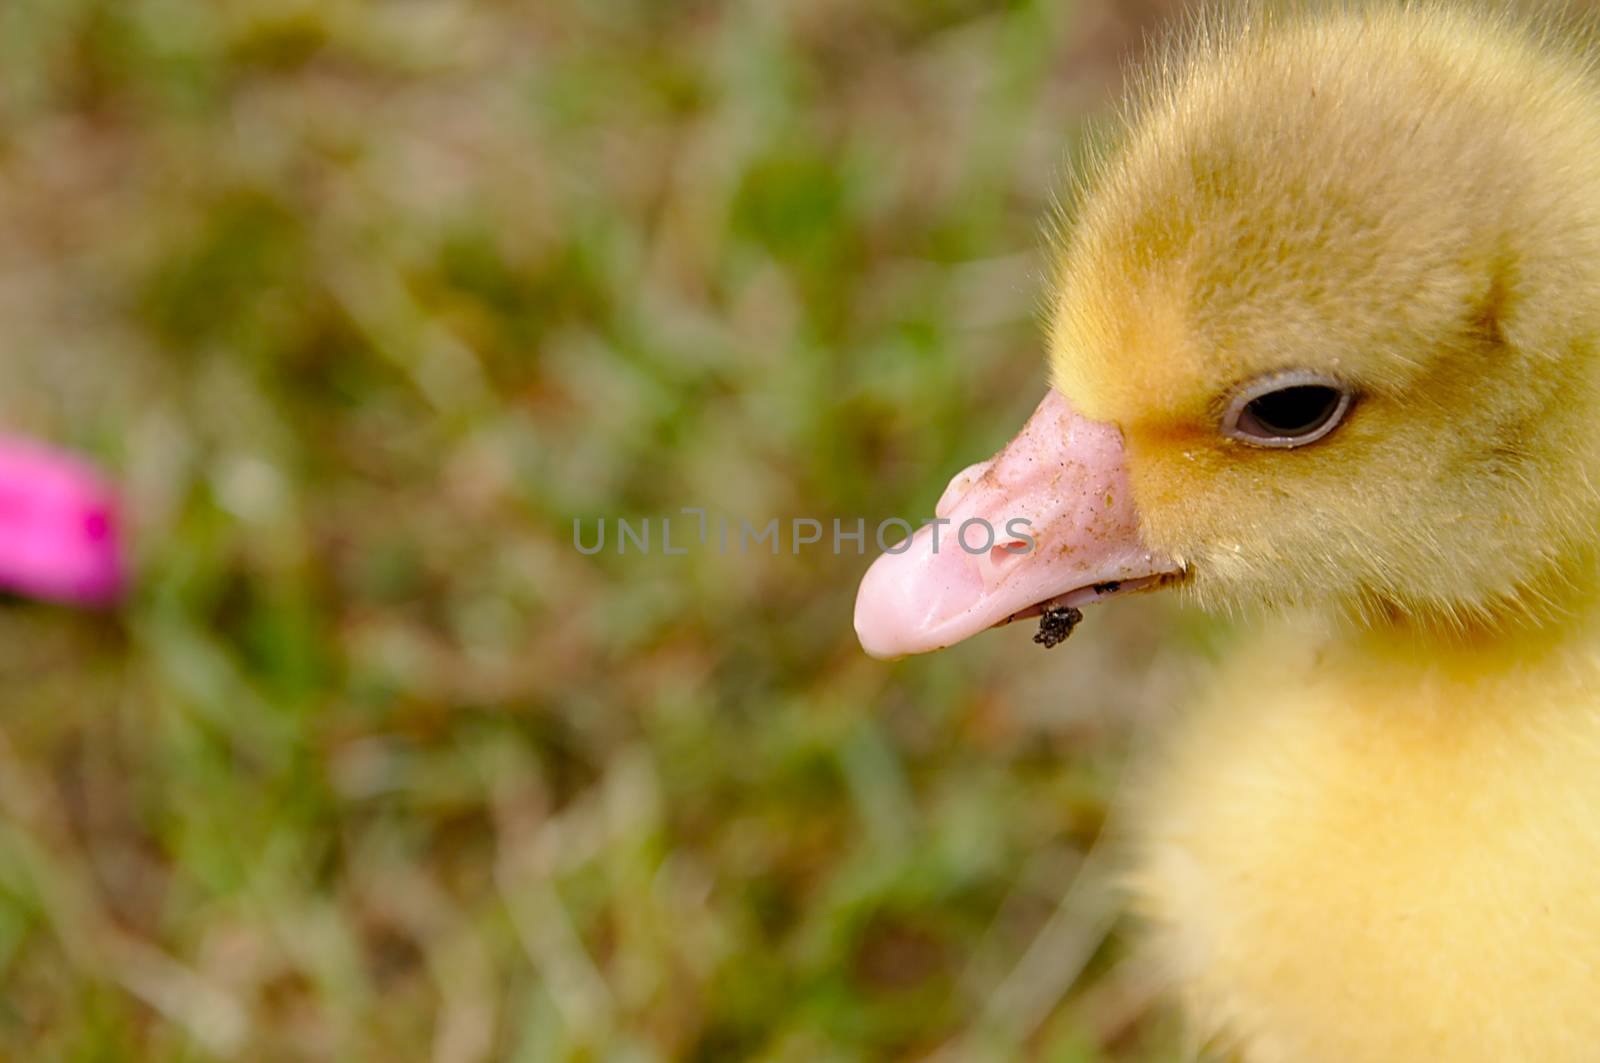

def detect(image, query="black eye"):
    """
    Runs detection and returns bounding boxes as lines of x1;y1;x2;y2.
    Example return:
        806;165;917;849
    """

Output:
1223;373;1353;448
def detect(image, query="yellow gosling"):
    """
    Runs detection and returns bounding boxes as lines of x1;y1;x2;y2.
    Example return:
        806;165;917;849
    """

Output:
856;5;1600;1058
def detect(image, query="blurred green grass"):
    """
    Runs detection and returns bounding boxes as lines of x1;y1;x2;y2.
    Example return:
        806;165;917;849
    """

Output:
0;0;1201;1059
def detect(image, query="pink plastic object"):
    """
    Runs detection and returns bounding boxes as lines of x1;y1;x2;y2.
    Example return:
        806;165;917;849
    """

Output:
0;437;125;607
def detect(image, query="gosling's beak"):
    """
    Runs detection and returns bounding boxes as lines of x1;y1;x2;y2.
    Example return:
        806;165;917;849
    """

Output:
854;389;1180;659
0;438;125;607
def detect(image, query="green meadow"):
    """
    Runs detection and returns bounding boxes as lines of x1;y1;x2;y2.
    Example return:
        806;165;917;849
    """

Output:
0;1;1200;1058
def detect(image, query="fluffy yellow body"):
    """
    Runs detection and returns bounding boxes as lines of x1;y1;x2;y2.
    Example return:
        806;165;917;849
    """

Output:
1134;617;1600;1060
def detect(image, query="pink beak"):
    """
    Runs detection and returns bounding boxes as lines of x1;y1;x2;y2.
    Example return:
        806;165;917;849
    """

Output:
854;390;1180;659
0;437;125;607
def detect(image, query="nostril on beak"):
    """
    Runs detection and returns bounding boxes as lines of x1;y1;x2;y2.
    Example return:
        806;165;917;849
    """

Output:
988;542;1029;571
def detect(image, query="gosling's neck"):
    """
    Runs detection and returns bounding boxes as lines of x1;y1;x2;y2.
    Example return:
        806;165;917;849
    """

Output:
1330;537;1600;684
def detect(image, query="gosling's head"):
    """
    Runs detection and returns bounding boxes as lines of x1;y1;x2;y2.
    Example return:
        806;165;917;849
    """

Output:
856;5;1600;658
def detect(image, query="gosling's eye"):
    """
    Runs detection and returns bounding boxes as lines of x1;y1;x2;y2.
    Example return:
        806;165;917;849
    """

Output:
1223;373;1353;448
